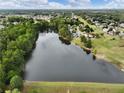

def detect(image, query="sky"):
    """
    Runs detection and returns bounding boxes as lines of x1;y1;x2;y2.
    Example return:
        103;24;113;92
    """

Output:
0;0;124;9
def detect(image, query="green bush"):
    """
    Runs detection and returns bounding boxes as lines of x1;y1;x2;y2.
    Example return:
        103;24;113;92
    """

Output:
10;75;23;89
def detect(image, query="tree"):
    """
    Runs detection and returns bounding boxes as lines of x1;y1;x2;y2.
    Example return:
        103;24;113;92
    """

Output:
10;75;23;89
8;17;27;23
5;90;11;93
12;88;21;93
85;39;92;48
0;64;5;92
0;20;40;92
2;49;24;72
84;25;94;33
5;89;21;93
0;81;5;93
59;24;72;41
0;64;5;82
7;70;20;81
80;35;87;43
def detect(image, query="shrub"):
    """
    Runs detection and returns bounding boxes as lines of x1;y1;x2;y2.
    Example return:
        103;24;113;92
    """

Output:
10;75;23;89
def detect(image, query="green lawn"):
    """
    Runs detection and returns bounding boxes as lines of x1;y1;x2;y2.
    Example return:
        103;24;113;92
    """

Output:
92;34;124;67
23;81;124;93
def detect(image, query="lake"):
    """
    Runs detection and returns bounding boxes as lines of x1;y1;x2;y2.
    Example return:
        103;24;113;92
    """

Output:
25;33;124;83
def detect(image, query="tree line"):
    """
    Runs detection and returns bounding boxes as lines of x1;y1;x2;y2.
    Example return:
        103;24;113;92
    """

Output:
0;19;40;93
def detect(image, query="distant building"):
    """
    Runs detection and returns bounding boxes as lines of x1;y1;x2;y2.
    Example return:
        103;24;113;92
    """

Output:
119;31;124;37
120;23;124;28
72;12;74;18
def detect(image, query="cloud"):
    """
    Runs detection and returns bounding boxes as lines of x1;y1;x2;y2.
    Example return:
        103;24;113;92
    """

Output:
99;0;124;9
48;0;92;9
0;0;20;9
16;0;48;6
0;0;91;9
0;0;123;9
69;0;91;4
0;0;49;9
69;0;91;8
48;2;71;9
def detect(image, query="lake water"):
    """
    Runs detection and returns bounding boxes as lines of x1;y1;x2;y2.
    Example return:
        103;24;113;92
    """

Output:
25;33;124;83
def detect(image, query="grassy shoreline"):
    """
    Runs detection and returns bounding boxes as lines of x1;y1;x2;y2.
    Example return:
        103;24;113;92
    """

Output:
92;35;124;70
72;36;124;70
23;81;124;93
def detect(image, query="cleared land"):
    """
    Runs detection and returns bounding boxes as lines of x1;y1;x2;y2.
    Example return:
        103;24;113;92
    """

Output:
23;81;124;93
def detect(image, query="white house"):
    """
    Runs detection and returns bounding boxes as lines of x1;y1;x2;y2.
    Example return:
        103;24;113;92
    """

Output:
0;25;4;29
120;23;124;28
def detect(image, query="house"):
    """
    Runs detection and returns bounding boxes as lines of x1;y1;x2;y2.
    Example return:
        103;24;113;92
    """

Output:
103;28;109;33
88;34;94;38
120;23;124;28
107;27;117;35
109;22;115;26
102;23;108;28
0;25;4;29
13;22;19;25
0;15;5;18
94;21;100;26
119;31;124;39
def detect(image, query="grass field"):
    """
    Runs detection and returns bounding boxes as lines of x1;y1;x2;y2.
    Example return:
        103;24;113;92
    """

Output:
92;34;124;68
23;81;124;93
